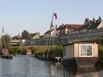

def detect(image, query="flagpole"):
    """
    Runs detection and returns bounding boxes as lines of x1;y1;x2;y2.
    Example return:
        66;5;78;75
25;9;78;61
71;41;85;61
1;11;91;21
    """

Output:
51;15;53;26
46;14;53;58
46;12;57;58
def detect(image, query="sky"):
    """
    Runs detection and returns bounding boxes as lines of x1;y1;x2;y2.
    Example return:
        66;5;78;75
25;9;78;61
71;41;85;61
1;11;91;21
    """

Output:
0;0;103;36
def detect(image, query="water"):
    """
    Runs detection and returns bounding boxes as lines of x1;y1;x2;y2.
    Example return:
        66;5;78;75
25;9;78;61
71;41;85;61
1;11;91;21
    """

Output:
0;55;102;77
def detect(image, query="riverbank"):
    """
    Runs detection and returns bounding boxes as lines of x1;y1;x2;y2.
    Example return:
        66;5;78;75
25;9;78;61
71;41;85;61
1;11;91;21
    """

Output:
13;44;63;62
8;44;103;70
34;54;59;62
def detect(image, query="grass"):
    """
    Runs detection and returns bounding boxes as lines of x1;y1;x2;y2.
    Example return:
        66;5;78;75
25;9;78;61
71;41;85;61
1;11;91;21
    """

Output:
10;45;63;55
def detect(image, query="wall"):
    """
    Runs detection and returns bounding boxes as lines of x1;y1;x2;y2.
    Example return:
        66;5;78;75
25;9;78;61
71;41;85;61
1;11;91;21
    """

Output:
32;34;40;39
63;42;98;59
92;43;98;57
63;44;74;59
97;21;103;29
74;43;79;57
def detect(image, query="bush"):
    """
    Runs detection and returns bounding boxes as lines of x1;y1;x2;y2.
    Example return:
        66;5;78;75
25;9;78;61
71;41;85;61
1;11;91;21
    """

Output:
97;44;103;64
49;46;63;57
99;44;103;57
10;47;21;54
29;47;35;54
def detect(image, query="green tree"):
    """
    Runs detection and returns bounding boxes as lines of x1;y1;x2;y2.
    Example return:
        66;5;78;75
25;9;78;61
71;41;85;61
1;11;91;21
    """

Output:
84;18;89;25
21;30;32;40
1;34;11;49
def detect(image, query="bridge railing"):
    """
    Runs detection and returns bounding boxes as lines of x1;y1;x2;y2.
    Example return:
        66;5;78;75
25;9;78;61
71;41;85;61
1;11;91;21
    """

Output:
60;29;103;38
24;29;103;45
59;29;103;44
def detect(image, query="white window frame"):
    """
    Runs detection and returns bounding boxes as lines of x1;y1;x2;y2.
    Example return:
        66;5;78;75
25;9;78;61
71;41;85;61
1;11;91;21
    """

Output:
79;44;93;57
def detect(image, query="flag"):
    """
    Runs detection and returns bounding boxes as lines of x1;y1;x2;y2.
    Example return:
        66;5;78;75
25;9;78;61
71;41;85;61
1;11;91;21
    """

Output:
53;12;57;19
50;12;57;29
2;27;4;33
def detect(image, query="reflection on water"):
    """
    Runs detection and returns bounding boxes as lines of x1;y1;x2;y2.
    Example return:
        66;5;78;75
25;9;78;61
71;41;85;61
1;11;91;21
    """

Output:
49;62;63;77
63;66;99;77
0;55;102;77
0;59;12;77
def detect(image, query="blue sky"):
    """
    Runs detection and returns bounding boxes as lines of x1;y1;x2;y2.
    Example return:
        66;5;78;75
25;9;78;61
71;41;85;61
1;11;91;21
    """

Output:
0;0;103;36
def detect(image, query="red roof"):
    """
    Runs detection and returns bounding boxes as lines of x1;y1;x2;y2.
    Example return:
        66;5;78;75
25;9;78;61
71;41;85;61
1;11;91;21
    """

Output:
58;24;82;30
79;25;88;29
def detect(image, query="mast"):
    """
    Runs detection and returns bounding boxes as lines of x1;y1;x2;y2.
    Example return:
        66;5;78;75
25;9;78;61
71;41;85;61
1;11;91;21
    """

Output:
19;34;22;52
1;27;5;49
46;12;57;58
0;27;5;55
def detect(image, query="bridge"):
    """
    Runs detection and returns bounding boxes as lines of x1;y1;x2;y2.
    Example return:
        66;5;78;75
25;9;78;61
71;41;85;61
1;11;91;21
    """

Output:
24;29;103;46
58;29;103;45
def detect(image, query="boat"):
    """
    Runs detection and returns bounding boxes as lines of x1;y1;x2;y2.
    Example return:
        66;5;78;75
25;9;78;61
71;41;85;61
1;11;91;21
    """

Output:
0;48;13;59
1;55;13;59
26;48;32;56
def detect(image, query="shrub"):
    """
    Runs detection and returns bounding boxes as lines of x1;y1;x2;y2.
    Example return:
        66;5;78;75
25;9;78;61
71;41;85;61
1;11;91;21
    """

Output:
49;46;63;57
10;47;21;54
29;47;35;54
99;44;103;57
98;44;103;64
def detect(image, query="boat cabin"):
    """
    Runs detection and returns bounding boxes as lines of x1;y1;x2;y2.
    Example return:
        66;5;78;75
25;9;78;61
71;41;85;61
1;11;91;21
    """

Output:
63;41;98;67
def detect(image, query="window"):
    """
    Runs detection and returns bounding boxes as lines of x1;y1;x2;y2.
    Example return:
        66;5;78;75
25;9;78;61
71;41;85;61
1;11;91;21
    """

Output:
79;44;93;57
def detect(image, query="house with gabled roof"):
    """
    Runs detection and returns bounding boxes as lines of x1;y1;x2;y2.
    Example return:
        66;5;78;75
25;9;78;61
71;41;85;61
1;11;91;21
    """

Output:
57;24;82;35
44;25;58;38
31;32;40;39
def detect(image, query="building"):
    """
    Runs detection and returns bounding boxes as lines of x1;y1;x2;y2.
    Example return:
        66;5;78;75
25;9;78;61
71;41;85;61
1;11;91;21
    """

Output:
31;32;40;39
57;24;82;35
44;26;58;38
11;39;20;46
44;30;51;38
63;41;98;67
97;21;103;29
12;35;26;46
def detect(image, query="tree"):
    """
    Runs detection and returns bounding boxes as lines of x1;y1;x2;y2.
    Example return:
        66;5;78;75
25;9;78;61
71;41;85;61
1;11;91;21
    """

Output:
98;16;102;22
93;18;96;23
84;18;89;25
1;34;11;49
21;30;32;40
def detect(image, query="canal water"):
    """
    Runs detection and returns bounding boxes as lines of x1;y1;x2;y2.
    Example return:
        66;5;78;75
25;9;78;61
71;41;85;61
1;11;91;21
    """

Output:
0;55;102;77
